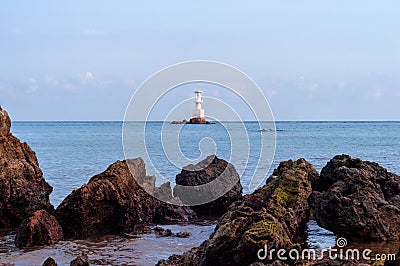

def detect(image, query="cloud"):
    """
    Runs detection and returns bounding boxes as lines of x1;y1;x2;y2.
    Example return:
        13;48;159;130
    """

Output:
338;81;346;90
85;72;93;79
81;29;107;36
95;80;113;89
296;75;319;92
372;86;383;100
27;78;38;93
62;83;73;90
124;79;136;87
44;75;59;86
78;71;94;85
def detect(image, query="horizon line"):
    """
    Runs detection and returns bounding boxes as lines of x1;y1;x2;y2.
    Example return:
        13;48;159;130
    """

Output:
12;119;400;122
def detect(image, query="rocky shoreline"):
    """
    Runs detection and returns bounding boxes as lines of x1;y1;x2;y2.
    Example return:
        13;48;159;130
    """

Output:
1;106;399;265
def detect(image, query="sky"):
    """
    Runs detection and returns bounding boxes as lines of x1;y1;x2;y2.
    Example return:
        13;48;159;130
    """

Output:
0;1;399;121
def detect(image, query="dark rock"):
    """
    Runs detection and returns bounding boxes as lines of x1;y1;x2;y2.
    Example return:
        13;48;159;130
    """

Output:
42;257;58;266
264;262;288;266
175;231;191;238
161;229;173;237
0;106;11;136
153;182;197;223
174;155;242;216
159;158;318;265
157;240;209;266
385;248;400;266
309;258;362;265
248;263;268;266
70;253;89;266
154;182;175;202
154;226;165;235
310;154;400;241
0;106;53;229
15;209;63;247
153;203;192;224
56;159;196;238
154;226;173;237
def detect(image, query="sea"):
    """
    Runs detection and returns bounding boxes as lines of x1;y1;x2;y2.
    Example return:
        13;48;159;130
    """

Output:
1;121;399;265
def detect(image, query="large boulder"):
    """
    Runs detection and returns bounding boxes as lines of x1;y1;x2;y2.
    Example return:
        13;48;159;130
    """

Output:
14;209;63;247
173;155;242;216
159;158;318;265
56;158;196;238
0;106;53;229
310;154;400;241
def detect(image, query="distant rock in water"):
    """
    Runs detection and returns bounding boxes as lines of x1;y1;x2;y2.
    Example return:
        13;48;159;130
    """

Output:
15;209;63;247
0;106;53;229
159;158;318;265
310;154;400;241
174;155;242;216
56;158;196;238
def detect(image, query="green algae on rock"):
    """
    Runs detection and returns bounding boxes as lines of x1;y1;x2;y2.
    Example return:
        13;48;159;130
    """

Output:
158;158;318;266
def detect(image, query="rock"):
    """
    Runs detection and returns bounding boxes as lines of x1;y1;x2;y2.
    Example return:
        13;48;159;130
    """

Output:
14;209;63;247
161;229;173;237
0;106;53;229
173;155;243;216
154;226;166;235
153;203;197;223
42;257;58;266
153;226;173;237
153;226;191;238
248;263;269;266
309;258;362;265
310;154;400;241
56;159;196;238
154;182;175;202
157;241;209;266
384;248;400;266
153;182;197;223
159;158;318;265
0;106;11;136
175;231;191;238
70;253;89;266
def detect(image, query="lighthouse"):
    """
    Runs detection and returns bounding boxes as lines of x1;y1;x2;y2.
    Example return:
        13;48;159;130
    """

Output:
190;90;206;124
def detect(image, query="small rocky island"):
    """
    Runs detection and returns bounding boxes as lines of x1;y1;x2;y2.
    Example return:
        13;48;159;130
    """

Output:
0;105;399;265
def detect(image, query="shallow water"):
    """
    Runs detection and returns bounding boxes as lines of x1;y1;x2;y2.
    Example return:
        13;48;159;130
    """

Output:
2;221;398;265
0;223;216;265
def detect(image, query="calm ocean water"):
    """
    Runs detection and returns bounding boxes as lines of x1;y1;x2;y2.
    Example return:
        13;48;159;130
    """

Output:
2;121;399;265
11;121;400;207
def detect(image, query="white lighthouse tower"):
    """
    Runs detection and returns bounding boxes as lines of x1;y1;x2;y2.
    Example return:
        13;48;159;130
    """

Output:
190;90;206;124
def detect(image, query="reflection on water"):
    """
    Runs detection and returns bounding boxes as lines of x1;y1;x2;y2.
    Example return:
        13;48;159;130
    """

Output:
0;223;216;266
306;220;336;250
306;220;400;263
